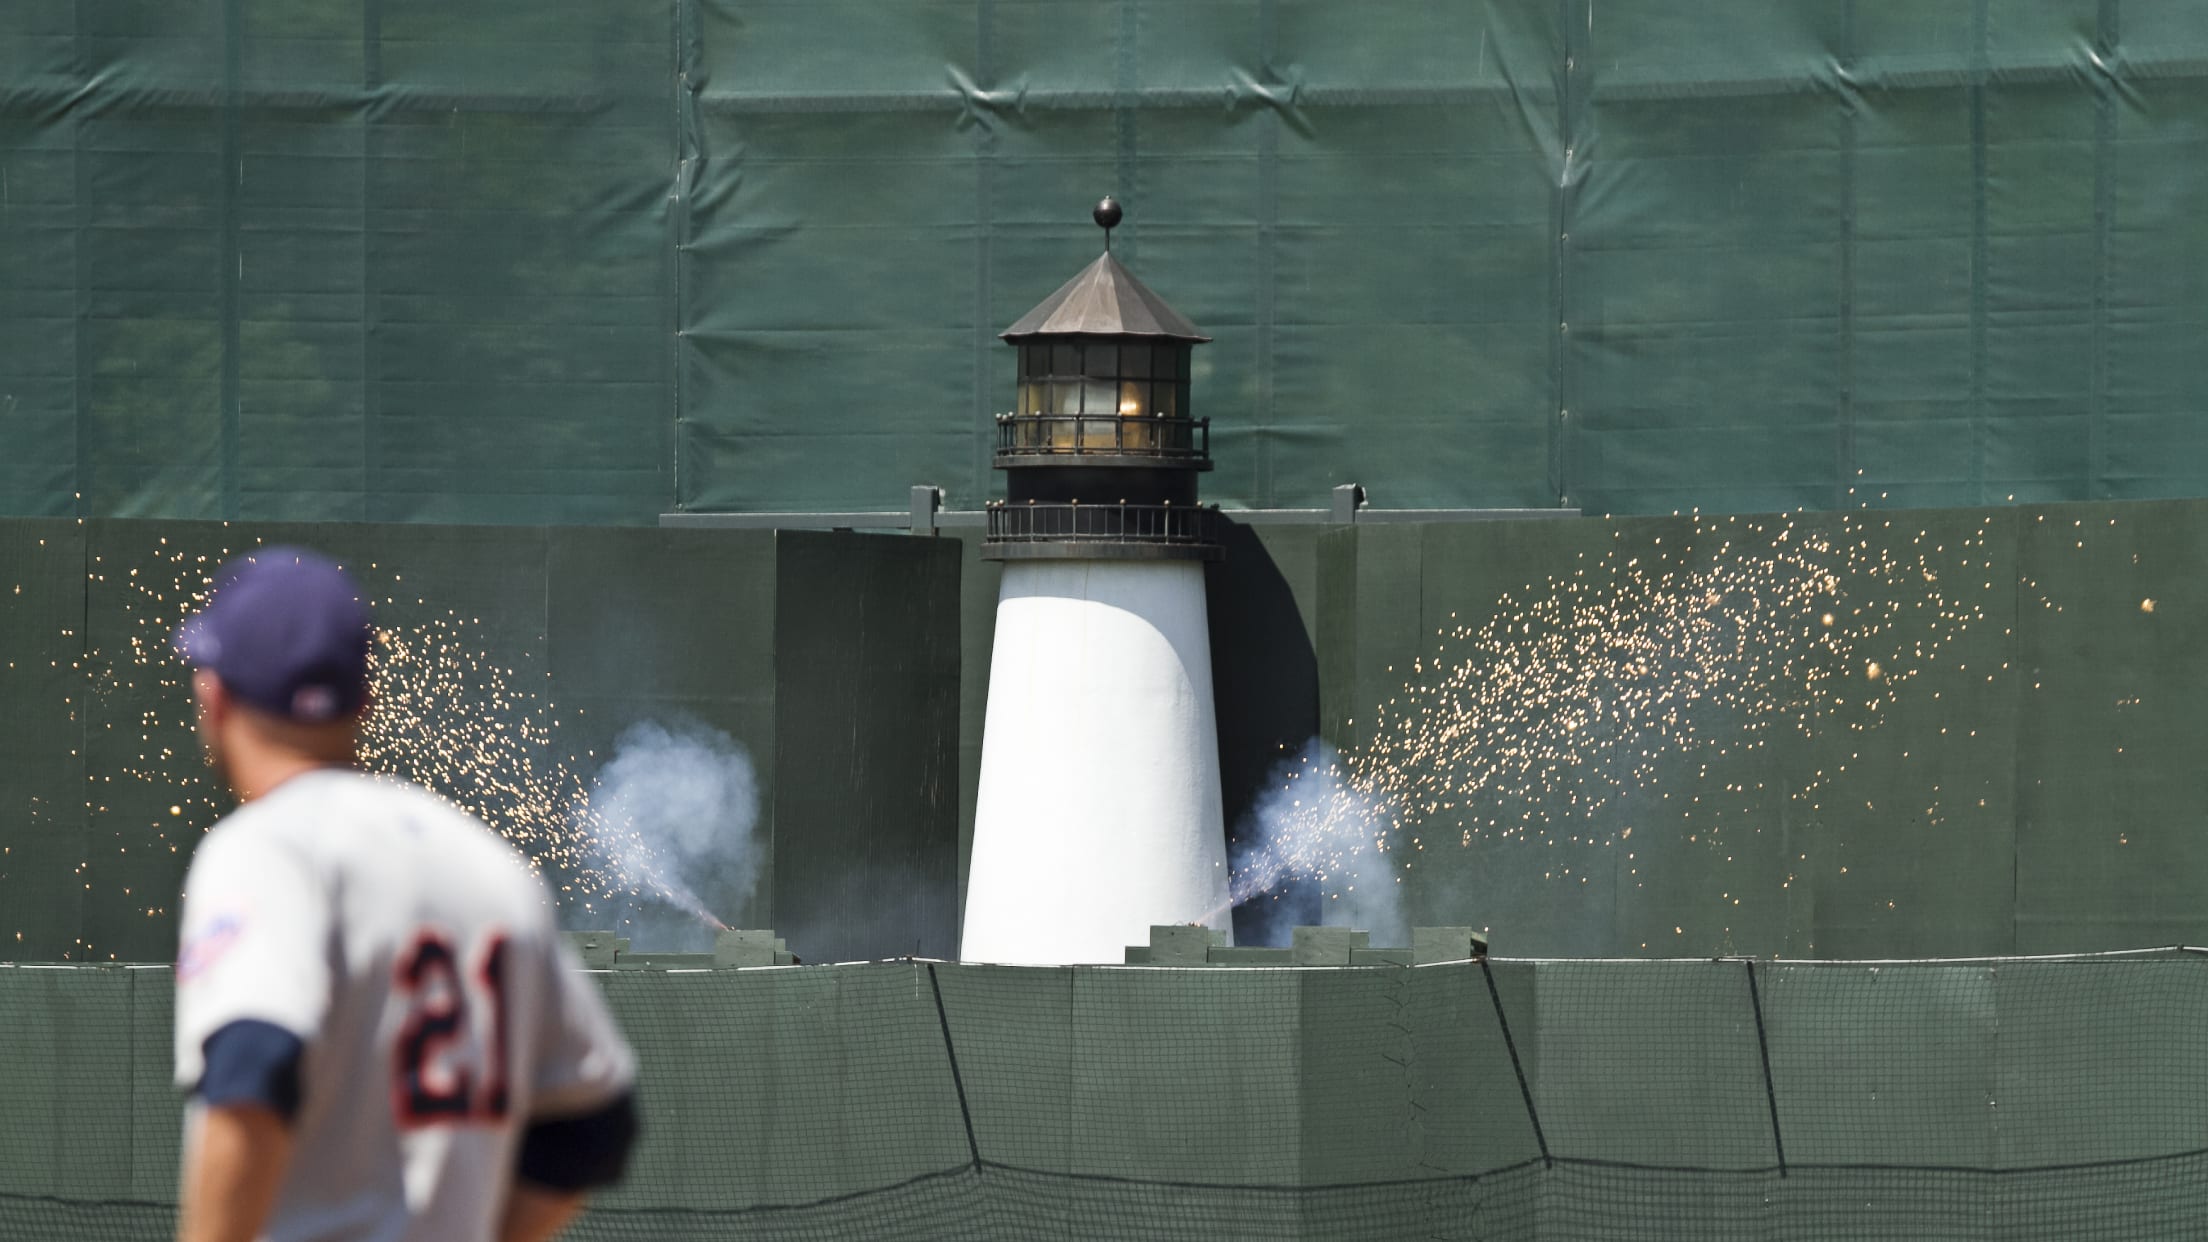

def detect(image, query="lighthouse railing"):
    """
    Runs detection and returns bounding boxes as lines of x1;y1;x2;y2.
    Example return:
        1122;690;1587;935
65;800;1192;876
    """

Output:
983;501;1219;547
993;414;1210;463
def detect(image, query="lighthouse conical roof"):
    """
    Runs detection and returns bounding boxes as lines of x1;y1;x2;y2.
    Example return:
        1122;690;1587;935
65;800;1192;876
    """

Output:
1000;251;1210;343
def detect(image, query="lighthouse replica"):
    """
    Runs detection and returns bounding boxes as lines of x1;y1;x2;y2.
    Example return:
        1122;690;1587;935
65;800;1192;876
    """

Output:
962;198;1232;965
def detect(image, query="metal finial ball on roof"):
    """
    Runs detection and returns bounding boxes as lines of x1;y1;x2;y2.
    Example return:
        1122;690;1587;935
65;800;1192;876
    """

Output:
998;194;1209;341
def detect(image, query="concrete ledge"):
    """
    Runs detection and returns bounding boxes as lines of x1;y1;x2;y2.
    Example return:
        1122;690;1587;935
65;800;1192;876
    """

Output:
616;953;715;970
1349;948;1414;967
1293;927;1370;966
562;929;798;970
564;931;628;969
1413;926;1490;965
1148;925;1228;965
714;929;786;968
1122;925;1488;967
1207;947;1293;965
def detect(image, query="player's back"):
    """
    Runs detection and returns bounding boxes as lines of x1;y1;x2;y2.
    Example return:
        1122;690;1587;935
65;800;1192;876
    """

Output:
175;768;633;1242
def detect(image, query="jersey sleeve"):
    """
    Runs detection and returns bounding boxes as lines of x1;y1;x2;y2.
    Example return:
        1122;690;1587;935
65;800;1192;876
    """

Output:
173;826;334;1091
528;936;637;1118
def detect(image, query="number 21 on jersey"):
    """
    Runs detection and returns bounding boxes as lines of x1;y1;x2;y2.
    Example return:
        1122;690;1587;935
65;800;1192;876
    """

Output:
393;930;511;1127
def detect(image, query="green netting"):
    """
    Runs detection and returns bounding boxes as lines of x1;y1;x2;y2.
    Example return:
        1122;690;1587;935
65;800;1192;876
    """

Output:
11;3;2208;521
7;955;2208;1239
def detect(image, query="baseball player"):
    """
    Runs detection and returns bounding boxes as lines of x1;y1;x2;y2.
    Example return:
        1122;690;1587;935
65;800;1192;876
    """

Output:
169;547;639;1242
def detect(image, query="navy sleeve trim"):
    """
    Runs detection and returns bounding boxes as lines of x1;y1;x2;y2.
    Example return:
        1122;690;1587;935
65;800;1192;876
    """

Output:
517;1092;639;1193
195;1019;305;1122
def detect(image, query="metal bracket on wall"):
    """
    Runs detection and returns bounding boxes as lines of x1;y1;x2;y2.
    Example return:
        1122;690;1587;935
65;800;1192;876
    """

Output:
910;484;942;537
1331;483;1366;523
658;486;1580;532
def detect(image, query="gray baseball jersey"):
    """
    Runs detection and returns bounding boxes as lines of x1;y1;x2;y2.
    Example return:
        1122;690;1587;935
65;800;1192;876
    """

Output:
174;768;635;1242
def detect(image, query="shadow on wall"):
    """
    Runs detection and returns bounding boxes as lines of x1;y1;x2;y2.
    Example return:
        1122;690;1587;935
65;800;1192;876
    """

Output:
1206;520;1322;948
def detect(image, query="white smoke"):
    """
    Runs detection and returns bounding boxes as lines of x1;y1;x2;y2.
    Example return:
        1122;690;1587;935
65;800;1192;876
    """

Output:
575;720;763;951
1231;739;1407;948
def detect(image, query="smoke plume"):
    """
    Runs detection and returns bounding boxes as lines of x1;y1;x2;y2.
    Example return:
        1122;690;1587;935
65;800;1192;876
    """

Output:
1230;739;1407;948
574;720;763;951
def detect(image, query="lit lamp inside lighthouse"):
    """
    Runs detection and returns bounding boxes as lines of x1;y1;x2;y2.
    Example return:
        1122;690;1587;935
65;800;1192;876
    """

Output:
963;197;1232;965
1010;334;1189;451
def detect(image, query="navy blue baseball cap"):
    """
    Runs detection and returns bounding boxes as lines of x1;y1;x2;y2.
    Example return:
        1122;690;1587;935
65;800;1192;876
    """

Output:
172;546;373;723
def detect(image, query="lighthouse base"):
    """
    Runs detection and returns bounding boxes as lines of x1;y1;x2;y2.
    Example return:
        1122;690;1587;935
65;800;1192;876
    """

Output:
962;559;1232;965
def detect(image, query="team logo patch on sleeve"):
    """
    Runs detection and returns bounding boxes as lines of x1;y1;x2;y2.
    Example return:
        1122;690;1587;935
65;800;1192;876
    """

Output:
178;913;245;982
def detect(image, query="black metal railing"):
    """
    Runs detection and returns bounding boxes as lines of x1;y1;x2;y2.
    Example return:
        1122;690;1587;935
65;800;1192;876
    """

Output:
994;414;1210;462
984;502;1220;547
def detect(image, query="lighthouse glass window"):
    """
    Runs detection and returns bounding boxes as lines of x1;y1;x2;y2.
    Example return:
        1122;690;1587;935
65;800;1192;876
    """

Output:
1015;340;1191;453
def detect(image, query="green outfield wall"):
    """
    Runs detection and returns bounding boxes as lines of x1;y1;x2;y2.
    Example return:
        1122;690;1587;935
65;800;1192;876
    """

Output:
1316;497;2208;958
956;496;2208;962
0;521;959;964
6;955;2205;1239
7;498;2207;966
11;2;2208;524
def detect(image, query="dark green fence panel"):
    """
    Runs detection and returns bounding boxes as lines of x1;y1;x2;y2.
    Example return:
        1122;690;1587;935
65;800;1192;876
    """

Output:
0;521;89;960
2011;500;2208;950
771;531;963;962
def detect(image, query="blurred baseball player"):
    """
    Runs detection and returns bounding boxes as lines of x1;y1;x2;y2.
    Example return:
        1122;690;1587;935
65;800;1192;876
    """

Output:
169;547;639;1242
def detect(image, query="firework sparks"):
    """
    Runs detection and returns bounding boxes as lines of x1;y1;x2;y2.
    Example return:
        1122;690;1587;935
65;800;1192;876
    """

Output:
1232;513;2000;918
82;542;725;939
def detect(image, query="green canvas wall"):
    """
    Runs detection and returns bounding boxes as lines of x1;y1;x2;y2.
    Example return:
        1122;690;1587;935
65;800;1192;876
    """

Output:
13;2;2208;523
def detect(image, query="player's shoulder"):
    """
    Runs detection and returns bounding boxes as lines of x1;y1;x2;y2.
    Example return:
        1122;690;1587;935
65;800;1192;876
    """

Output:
203;767;409;849
201;768;520;872
188;771;352;865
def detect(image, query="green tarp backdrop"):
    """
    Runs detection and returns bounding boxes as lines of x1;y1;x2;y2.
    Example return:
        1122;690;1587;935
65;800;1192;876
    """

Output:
8;2;2208;523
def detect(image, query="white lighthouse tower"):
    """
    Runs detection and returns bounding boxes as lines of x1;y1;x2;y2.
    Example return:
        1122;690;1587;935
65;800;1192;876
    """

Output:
962;198;1232;965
